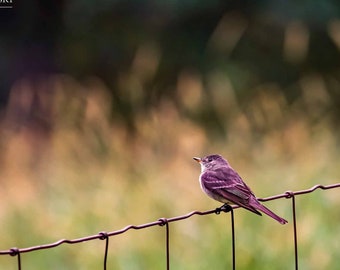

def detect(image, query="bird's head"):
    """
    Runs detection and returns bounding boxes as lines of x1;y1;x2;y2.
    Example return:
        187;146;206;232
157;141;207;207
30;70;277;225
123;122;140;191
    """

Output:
193;154;229;172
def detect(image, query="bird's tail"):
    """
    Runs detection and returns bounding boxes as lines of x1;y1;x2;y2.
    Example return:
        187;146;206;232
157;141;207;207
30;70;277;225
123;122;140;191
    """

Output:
251;198;288;225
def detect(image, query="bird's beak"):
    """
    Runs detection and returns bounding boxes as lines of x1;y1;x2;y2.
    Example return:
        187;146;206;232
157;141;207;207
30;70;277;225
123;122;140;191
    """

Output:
193;157;202;163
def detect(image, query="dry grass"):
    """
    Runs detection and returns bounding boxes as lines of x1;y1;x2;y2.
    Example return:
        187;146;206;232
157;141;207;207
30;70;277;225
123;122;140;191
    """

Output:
0;73;339;269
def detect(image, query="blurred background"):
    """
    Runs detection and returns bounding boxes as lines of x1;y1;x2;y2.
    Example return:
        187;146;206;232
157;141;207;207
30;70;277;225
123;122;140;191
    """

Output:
0;0;340;269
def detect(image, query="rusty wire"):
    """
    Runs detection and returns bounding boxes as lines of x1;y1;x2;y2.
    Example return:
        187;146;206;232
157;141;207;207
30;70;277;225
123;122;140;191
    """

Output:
1;183;340;270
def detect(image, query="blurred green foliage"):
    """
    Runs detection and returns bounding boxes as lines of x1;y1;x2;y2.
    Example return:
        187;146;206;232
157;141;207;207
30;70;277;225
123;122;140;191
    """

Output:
0;0;340;269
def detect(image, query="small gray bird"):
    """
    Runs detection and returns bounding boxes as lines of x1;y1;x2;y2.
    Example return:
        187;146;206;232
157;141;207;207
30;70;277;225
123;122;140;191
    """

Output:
193;154;288;224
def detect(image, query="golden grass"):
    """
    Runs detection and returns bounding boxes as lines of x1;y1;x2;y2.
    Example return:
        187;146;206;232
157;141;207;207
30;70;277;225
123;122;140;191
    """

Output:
0;73;339;269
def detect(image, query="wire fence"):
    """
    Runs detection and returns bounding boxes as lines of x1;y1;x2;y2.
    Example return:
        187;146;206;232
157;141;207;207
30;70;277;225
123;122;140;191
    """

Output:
1;183;340;270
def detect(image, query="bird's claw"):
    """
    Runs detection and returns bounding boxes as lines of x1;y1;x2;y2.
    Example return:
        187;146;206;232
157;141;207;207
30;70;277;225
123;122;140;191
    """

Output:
219;203;232;213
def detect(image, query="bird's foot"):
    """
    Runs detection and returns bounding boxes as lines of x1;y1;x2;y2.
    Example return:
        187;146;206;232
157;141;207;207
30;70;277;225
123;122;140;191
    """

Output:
217;203;232;213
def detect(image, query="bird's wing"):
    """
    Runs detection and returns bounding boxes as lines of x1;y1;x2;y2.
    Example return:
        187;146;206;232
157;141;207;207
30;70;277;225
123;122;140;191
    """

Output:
203;167;254;197
201;168;261;215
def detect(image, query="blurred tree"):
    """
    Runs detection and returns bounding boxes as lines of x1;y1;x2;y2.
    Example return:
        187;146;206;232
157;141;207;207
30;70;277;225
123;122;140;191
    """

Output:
1;0;64;134
1;0;340;134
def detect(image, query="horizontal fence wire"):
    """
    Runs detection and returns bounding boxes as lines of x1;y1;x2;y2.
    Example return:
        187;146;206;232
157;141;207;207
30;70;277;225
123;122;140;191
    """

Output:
1;183;340;270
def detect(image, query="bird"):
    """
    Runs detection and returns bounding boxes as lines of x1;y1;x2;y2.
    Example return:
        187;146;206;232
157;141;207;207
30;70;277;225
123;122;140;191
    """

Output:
193;154;288;224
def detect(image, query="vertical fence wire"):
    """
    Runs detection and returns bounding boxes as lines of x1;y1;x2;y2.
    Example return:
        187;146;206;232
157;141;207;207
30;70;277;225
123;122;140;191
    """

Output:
158;218;170;270
99;232;109;270
286;192;299;270
218;204;235;270
0;183;339;270
9;248;21;270
230;207;235;270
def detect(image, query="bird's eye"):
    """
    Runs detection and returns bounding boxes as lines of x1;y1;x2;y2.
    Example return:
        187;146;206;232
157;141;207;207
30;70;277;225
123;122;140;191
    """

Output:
207;157;213;162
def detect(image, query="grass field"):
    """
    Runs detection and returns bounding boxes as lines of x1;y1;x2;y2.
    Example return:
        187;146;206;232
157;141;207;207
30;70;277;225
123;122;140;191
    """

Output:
0;75;339;269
